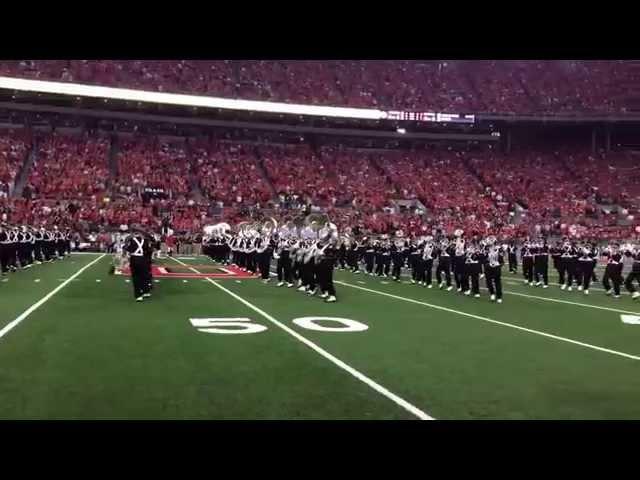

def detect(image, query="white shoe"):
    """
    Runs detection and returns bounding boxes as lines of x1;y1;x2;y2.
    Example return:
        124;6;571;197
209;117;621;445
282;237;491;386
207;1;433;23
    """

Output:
542;285;548;289
287;283;294;288
383;274;388;278
560;284;566;290
427;284;433;289
307;288;317;296
320;292;329;299
614;295;620;298
325;295;337;303
439;282;444;289
457;288;462;293
411;279;416;284
142;293;151;298
584;290;589;295
536;281;542;286
354;270;360;274
523;279;528;284
529;282;534;286
497;299;502;304
297;286;307;292
464;290;471;296
297;280;302;287
633;292;640;300
474;294;480;298
136;296;144;302
262;279;270;284
578;285;583;291
605;289;611;296
490;294;496;302
277;281;284;287
567;286;572;292
447;286;453;291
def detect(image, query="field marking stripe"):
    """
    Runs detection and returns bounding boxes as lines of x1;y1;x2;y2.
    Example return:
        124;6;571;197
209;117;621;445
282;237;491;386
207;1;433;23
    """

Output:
169;256;433;420
0;254;106;341
335;280;640;362
499;282;640;315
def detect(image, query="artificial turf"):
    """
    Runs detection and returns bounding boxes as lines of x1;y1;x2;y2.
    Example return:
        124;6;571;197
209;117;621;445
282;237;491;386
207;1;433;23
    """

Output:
1;253;639;419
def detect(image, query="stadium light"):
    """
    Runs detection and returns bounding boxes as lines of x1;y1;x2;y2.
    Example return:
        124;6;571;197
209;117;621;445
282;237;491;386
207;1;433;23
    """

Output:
0;76;387;121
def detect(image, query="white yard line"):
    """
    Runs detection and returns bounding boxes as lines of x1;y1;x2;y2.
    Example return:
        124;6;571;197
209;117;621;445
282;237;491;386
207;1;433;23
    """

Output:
334;280;640;362
0;254;106;342
499;280;640;316
169;256;433;420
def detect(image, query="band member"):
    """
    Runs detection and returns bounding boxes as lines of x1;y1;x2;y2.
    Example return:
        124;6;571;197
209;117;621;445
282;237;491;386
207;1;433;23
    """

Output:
347;238;360;273
464;243;481;298
275;236;294;287
408;238;420;284
34;227;45;263
64;228;72;255
0;223;9;275
298;240;317;294
18;226;32;268
43;227;55;262
293;239;305;287
54;227;66;259
256;233;273;282
125;229;152;302
356;238;366;273
533;239;549;288
550;241;562;280
435;238;454;291
337;240;347;270
591;243;600;283
422;238;436;288
484;239;504;303
564;242;581;291
624;246;640;300
391;233;405;282
577;244;597;294
507;242;518;273
363;238;375;275
521;241;534;285
453;235;466;292
602;244;623;298
8;226;18;271
144;230;155;293
315;228;338;303
380;238;392;277
558;241;572;288
246;233;258;274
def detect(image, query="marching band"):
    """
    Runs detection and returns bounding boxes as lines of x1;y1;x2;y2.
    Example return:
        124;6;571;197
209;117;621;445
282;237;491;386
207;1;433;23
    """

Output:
0;223;71;275
197;219;640;305
7;218;638;307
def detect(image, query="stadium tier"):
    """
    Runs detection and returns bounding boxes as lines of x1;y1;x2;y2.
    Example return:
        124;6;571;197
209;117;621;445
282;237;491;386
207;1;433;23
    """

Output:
0;60;633;114
1;130;639;241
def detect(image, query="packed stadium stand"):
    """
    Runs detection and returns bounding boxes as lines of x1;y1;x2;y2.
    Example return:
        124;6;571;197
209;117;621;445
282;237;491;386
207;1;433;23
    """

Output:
0;59;639;244
0;60;633;114
1;126;638;242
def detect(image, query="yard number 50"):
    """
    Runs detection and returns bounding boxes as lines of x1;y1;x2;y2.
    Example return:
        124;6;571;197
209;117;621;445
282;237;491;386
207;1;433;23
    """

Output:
189;317;368;334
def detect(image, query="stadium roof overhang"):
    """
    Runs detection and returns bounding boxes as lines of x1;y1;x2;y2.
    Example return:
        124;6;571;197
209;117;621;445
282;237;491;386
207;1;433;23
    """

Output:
1;75;639;140
0;76;496;142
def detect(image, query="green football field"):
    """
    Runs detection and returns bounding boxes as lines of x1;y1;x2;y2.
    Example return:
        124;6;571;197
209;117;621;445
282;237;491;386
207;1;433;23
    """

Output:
1;252;640;420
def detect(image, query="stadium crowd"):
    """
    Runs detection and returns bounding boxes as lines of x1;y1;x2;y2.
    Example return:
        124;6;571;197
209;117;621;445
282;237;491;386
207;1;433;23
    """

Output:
1;123;639;247
0;60;632;114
